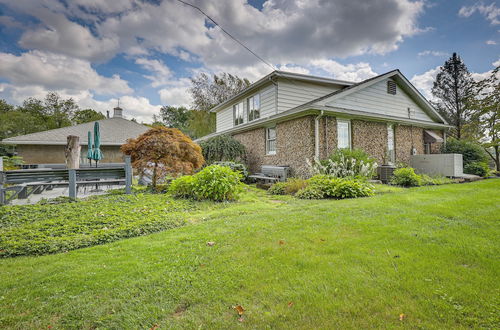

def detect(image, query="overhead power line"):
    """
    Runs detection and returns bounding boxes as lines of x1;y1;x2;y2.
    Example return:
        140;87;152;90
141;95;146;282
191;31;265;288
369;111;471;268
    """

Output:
175;0;275;71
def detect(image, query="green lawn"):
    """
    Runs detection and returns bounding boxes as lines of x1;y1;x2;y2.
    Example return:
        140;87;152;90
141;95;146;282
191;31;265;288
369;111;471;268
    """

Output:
0;180;499;329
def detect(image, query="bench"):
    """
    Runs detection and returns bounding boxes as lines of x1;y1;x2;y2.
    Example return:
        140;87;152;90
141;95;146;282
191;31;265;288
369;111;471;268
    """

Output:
248;165;291;183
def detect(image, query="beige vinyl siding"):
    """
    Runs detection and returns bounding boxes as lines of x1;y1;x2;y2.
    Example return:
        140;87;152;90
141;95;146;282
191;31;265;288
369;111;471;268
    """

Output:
277;79;341;113
216;106;233;132
326;78;434;122
260;84;276;118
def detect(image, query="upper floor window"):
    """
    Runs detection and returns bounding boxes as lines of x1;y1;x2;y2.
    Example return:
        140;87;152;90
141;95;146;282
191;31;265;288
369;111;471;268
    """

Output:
233;102;244;126
266;127;276;155
337;119;351;149
247;94;260;122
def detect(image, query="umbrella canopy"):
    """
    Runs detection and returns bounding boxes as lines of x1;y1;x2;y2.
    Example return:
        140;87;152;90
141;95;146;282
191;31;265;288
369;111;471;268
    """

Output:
86;131;93;161
92;122;103;164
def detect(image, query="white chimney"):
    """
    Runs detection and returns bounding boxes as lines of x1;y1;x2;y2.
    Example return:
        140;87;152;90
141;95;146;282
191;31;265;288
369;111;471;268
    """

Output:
113;106;123;118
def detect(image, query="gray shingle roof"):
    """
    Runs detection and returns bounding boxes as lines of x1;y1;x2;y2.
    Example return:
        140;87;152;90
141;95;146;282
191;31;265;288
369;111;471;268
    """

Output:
1;117;150;146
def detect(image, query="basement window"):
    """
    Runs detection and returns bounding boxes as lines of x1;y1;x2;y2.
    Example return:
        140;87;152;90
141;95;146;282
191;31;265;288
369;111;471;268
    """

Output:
387;80;397;95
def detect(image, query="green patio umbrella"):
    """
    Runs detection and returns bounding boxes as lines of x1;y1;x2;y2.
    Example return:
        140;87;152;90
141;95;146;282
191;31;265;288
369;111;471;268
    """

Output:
86;131;94;166
92;122;103;167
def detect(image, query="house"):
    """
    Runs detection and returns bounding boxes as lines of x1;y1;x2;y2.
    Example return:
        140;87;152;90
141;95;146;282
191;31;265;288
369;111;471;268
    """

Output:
200;70;450;177
1;107;149;166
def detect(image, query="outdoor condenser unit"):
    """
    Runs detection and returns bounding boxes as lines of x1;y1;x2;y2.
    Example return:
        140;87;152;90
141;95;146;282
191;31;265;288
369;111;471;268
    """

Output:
410;153;463;177
378;165;396;183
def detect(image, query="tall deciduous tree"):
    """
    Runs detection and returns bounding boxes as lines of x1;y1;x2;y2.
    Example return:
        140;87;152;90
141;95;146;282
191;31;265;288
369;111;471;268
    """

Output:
432;53;474;139
121;127;204;187
189;73;251;112
72;109;106;124
159;106;192;133
468;66;500;170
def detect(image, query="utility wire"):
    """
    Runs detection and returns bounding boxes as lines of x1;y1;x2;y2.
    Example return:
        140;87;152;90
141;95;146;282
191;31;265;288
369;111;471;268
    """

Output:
175;0;275;71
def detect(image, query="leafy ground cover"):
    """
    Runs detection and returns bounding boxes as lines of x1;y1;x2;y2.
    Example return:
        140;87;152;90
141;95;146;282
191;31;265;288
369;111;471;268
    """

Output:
0;193;208;257
0;180;499;328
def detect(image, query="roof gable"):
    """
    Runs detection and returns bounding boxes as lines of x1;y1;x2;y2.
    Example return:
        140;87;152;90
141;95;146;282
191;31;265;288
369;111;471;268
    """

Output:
310;70;446;124
2;118;150;146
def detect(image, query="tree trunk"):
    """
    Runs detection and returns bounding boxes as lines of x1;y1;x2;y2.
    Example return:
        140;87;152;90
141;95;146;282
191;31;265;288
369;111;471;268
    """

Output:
152;162;158;188
65;135;80;169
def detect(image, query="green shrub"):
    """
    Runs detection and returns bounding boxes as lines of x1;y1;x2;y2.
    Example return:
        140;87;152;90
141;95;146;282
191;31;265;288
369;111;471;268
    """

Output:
2;156;23;170
199;135;246;164
331;179;374;199
191;165;243;201
312;148;377;179
296;186;325;199
308;174;339;197
268;182;287;195
419;174;455;186
464;161;490;177
168;175;195;198
391;167;421;187
283;178;308;195
212;161;248;179
441;139;488;166
169;165;243;201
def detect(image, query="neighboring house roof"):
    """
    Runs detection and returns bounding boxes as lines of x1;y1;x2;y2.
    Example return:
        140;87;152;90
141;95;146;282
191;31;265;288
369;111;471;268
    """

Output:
209;70;354;113
197;70;451;141
1;117;150;146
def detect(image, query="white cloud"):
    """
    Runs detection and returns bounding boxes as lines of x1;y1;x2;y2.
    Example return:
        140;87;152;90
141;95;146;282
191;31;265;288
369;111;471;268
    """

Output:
309;59;377;82
158;78;193;107
459;2;500;25
277;64;310;75
410;66;440;99
486;39;497;45
417;50;449;57
135;58;173;88
493;58;500;67
0;50;132;95
18;9;119;61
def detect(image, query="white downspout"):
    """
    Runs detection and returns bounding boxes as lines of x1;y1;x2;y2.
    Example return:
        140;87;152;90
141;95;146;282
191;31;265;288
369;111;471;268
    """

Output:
315;110;325;161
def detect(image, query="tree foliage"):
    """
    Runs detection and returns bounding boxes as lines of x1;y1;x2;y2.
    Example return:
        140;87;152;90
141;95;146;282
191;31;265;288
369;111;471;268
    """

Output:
199;134;246;164
189;73;251;112
159;105;191;133
72;109;106;124
432;53;474;139
121;127;205;187
468;66;500;170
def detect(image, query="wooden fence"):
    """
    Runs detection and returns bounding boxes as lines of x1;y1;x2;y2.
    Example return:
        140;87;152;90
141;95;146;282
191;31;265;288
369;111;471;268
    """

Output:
0;156;132;205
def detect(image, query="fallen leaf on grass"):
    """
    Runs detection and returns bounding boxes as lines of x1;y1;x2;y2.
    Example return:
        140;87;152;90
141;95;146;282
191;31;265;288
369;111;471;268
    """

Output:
288;302;294;308
238;317;244;322
206;242;216;246
399;313;406;321
150;324;159;330
233;305;245;315
279;240;285;245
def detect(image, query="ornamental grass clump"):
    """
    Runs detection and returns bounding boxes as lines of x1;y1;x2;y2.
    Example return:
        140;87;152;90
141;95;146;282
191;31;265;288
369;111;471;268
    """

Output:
168;165;243;201
309;148;377;180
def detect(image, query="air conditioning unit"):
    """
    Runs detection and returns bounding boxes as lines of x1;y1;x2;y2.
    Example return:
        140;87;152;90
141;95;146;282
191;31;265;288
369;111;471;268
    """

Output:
410;154;463;177
378;165;396;183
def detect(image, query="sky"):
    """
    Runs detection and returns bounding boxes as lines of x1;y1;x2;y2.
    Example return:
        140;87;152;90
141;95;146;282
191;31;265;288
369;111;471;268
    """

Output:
0;0;498;123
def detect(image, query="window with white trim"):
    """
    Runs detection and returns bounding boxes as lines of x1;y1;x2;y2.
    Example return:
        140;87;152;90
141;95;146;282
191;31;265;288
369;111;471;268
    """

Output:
233;101;244;126
337;119;351;149
266;127;276;155
247;94;260;122
387;123;395;164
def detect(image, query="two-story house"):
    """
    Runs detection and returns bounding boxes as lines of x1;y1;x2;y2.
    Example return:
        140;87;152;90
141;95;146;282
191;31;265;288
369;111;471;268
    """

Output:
199;70;450;177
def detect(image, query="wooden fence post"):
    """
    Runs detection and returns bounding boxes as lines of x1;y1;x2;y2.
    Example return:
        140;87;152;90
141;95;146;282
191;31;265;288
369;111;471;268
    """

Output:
125;156;132;194
65;135;80;169
68;169;77;199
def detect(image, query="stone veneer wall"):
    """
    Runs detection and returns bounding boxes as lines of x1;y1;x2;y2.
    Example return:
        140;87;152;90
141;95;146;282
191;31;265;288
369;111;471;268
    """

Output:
429;130;444;154
233;116;315;177
233;115;441;177
351;120;388;164
395;125;424;164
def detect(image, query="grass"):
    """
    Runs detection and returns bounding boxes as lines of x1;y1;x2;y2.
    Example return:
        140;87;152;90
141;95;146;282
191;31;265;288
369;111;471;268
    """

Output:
0;180;499;329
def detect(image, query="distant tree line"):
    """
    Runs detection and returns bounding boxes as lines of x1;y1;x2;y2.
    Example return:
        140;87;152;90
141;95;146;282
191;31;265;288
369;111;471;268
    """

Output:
0;92;105;156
